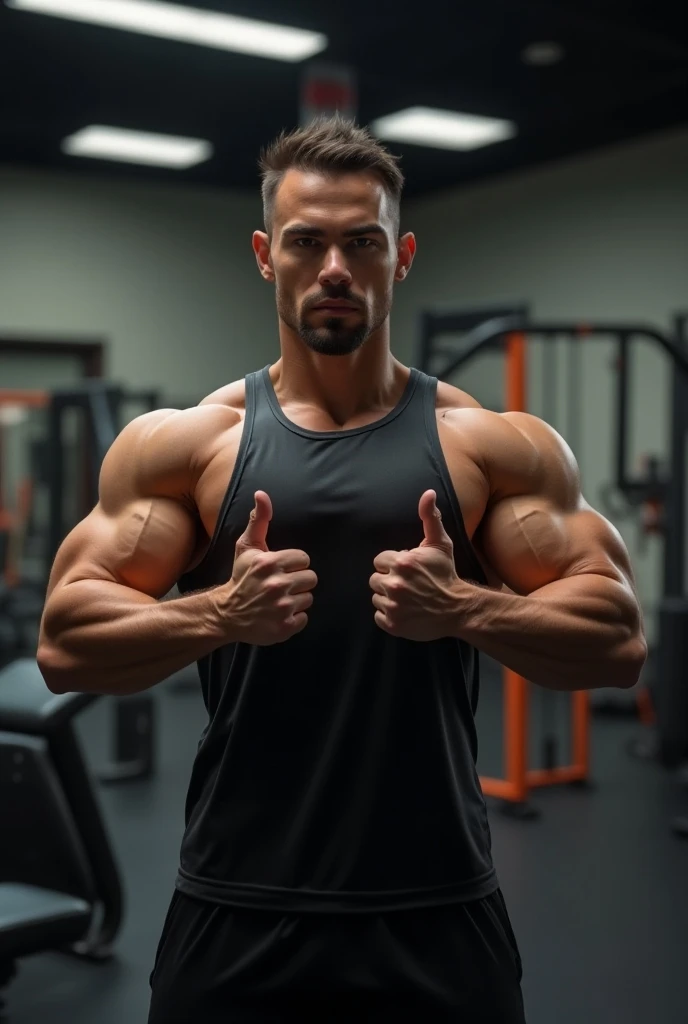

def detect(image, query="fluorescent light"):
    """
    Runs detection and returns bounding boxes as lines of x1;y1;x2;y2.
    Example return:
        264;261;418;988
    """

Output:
6;0;327;62
61;126;213;168
371;106;517;151
521;41;564;67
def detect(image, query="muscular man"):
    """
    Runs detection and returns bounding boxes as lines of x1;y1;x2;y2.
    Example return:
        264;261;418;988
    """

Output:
38;117;646;1023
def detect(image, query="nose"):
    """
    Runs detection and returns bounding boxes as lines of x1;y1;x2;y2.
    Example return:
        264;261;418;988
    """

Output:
318;245;352;288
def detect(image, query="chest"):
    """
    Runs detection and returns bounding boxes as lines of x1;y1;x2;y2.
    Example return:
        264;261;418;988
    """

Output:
189;408;491;571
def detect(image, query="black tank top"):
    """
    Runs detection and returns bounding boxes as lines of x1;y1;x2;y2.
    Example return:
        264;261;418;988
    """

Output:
175;364;498;913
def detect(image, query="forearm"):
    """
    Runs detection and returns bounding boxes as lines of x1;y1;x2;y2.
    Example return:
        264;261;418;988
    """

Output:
453;573;647;690
38;579;229;695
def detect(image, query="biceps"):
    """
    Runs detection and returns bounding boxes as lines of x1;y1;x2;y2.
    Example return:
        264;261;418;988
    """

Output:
47;498;198;600
476;495;633;595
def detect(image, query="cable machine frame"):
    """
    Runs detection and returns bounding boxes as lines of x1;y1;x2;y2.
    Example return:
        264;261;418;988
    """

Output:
417;308;688;809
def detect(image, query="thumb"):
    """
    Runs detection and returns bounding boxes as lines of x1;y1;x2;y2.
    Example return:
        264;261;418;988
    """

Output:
238;490;272;552
419;490;453;549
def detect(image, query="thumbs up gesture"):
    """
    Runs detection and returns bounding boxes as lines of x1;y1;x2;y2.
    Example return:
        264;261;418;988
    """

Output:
369;490;464;641
222;491;318;646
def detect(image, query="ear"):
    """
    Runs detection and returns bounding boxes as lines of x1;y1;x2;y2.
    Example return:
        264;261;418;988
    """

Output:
252;230;275;282
394;232;416;282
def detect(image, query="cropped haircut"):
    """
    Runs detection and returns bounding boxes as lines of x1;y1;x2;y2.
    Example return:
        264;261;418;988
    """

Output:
259;115;404;236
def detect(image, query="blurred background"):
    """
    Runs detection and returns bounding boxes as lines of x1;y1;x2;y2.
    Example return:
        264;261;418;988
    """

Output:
0;2;686;1022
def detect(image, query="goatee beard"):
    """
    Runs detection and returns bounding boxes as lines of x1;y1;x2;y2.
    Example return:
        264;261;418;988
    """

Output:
297;318;368;355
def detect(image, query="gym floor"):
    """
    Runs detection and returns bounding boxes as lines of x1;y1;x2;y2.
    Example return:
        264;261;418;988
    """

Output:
4;660;687;1024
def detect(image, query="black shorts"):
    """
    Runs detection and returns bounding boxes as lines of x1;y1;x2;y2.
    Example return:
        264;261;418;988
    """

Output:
147;887;526;1023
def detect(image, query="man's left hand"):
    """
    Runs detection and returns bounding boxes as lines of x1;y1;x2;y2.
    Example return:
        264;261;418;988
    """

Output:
370;490;471;641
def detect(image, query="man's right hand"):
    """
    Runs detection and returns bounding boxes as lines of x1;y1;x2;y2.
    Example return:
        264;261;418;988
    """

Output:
218;491;318;646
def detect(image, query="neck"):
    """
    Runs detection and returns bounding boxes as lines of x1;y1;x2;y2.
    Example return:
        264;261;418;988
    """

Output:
271;324;408;427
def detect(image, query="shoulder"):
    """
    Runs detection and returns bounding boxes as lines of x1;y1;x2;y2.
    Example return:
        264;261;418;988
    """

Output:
495;412;579;501
198;377;247;411
434;378;483;414
102;400;242;495
441;403;579;504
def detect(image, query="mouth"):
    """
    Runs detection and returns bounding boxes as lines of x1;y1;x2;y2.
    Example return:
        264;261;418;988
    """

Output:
312;303;359;314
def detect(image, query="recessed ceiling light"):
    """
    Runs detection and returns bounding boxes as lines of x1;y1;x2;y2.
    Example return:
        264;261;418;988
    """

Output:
371;107;517;152
6;0;327;62
61;126;213;168
521;41;564;66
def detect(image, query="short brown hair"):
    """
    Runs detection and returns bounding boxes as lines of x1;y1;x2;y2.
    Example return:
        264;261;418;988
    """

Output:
259;115;404;236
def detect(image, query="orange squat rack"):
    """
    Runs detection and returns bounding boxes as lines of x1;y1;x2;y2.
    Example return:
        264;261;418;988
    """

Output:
478;334;590;808
0;389;49;409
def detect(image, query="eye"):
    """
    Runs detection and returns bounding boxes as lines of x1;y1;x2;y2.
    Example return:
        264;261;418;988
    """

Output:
351;238;375;248
294;237;319;247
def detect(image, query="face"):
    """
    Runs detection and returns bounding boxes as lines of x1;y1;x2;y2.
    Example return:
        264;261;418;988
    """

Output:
253;169;415;356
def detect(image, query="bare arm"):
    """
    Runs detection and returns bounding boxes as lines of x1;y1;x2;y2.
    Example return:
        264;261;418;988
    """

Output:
38;407;237;696
452;412;647;690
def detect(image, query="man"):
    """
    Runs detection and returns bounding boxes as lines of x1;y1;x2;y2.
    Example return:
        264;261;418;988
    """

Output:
38;117;646;1023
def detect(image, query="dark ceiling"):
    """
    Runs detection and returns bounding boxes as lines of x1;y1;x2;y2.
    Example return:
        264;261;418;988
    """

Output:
0;0;686;198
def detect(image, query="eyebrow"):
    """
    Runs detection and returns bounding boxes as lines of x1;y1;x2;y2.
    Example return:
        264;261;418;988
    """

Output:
281;223;386;239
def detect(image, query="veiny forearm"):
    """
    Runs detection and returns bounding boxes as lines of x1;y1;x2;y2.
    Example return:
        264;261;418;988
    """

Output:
453;573;647;691
39;579;228;695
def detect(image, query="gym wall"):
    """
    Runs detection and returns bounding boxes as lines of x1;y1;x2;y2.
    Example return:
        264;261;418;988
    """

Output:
0;167;276;401
393;123;688;639
1;126;687;633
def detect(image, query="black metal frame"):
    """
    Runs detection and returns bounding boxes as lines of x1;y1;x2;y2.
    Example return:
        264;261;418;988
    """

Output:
45;383;160;784
418;306;688;775
417;305;529;377
666;315;688;597
46;384;160;568
50;721;124;954
417;309;688;596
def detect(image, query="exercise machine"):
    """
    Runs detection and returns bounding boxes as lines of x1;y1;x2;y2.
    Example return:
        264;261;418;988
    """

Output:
417;307;688;817
43;382;161;784
0;657;124;1012
0;390;49;666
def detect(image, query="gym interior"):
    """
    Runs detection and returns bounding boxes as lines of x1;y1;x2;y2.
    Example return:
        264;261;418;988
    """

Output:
1;2;687;1022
